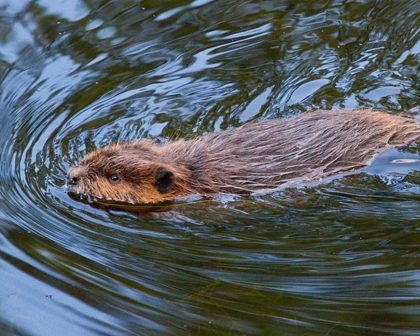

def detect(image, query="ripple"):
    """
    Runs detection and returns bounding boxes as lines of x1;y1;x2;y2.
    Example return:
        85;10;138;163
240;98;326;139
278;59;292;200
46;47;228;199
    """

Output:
0;1;419;335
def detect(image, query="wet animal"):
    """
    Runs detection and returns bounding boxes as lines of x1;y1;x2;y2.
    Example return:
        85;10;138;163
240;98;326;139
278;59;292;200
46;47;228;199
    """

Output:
67;109;419;204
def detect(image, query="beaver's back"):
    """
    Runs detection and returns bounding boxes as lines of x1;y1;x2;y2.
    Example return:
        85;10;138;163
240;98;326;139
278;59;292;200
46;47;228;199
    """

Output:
164;109;420;193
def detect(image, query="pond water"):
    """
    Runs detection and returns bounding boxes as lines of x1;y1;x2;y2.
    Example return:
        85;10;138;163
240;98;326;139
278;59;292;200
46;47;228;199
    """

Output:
0;1;419;335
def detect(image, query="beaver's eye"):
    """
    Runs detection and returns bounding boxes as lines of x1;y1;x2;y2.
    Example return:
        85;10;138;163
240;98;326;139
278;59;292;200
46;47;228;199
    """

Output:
108;174;121;184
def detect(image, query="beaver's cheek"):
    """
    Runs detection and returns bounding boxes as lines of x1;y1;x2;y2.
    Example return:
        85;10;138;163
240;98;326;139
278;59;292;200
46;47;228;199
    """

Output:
72;179;103;199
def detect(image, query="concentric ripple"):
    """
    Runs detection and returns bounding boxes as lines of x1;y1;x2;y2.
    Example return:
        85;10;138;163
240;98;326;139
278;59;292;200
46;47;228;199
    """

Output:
0;1;419;335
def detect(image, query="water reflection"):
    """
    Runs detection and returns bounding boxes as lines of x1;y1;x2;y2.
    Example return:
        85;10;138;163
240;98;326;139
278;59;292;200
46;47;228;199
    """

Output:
0;0;419;335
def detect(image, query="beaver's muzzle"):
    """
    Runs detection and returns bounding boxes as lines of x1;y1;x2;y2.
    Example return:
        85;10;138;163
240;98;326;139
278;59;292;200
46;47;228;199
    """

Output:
67;166;87;187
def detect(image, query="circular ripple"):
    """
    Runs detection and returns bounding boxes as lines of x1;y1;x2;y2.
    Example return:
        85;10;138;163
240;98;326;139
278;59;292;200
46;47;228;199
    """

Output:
0;1;419;335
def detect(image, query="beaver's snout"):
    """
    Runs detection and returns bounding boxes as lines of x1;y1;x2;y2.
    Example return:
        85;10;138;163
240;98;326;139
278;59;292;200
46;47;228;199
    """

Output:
67;166;87;186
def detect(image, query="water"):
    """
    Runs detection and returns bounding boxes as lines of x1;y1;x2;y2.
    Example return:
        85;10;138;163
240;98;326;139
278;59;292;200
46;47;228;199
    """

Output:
0;1;419;335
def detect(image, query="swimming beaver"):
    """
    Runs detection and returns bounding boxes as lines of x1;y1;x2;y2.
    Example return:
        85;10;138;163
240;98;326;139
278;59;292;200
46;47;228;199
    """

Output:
67;109;419;204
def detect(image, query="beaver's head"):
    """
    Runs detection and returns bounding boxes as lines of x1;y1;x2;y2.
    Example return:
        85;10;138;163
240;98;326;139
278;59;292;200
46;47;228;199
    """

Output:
67;141;190;204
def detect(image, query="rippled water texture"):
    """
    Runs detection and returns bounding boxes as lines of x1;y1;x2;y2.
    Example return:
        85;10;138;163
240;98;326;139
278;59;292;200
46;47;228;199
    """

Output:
0;1;419;335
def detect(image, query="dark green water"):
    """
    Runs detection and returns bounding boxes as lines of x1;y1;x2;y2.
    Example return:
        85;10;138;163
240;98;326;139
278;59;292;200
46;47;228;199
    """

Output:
0;1;420;335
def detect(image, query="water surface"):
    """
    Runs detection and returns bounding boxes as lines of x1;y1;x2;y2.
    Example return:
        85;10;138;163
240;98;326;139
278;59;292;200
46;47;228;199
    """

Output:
0;1;419;335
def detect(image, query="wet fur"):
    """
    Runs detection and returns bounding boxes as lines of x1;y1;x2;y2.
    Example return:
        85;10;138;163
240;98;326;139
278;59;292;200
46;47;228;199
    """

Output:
69;109;420;204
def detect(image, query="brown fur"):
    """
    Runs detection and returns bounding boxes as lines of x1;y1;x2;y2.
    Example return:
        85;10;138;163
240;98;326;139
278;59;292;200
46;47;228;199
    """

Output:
67;109;420;204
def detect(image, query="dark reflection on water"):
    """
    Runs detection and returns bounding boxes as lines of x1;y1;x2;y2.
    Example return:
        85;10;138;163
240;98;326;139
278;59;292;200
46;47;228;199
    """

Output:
0;0;419;335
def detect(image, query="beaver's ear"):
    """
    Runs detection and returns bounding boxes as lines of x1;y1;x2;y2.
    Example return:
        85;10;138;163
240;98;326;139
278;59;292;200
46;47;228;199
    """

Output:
154;167;175;193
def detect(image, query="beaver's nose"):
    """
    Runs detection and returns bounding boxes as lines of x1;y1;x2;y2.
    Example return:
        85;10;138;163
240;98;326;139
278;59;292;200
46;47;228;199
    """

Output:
67;176;80;185
67;166;85;186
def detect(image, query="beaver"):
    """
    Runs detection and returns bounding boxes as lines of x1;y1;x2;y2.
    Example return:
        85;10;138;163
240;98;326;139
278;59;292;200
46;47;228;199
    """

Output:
67;109;420;204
